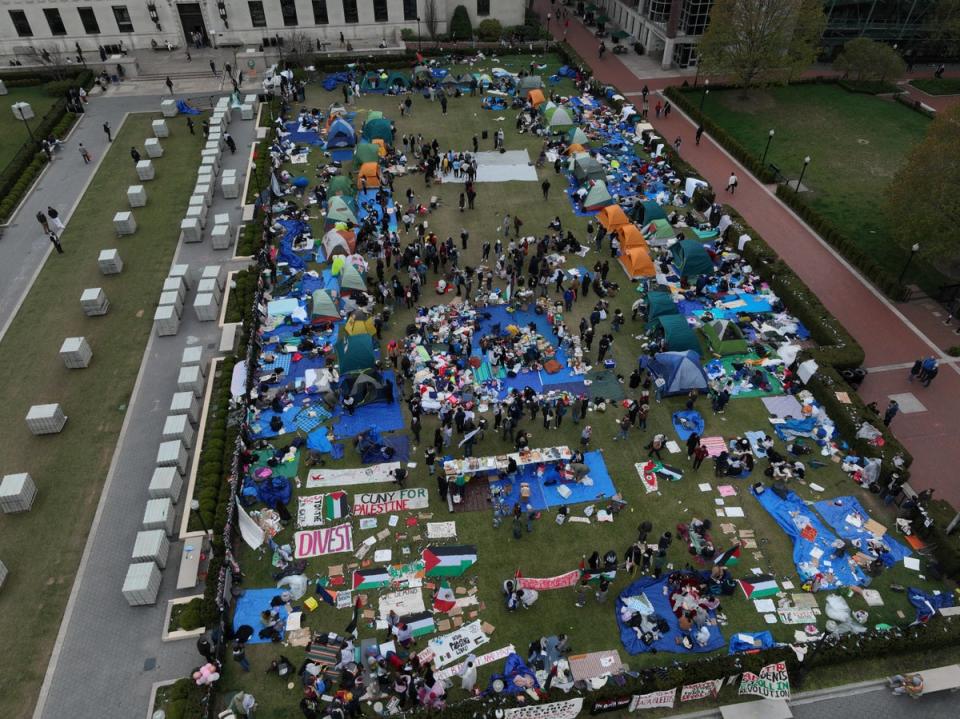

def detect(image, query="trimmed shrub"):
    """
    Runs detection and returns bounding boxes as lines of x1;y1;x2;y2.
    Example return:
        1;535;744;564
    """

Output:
477;19;503;42
449;5;473;41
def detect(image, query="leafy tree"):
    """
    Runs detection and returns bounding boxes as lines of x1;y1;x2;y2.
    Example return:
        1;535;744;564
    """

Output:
699;0;826;88
928;0;960;58
477;19;503;42
450;5;473;40
834;38;905;82
885;104;960;278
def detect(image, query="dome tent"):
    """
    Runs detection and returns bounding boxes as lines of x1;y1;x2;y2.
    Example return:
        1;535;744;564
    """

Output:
366;110;384;121
647;290;679;321
620;246;656;278
631;199;667;224
648;315;702;355
616;223;647;250
326;117;356;148
326;197;358;226
702;319;749;356
671;239;714;277
353;142;381;165
344;310;376;336
386;71;409;89
328;175;355;197
335;334;377;374
583;181;613;211
517;75;543;90
361;117;393;144
340;263;367;293
567;127;589;145
527;88;546;107
545;106;575;131
566;142;586;155
311;289;340;321
539;100;557;116
640;350;708;396
356;162;381;189
571;154;605;184
321;229;355;258
597;204;629;232
643;219;676;244
339;369;393;406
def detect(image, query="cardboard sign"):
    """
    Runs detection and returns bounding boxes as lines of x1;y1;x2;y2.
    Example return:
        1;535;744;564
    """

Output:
297;494;326;528
776;607;817;624
739;661;790;700
427;521;457;539
517;570;581;591
503;698;584;719
679;680;721;702
378;587;425;619
628;689;676;711
433;644;515;681
354;487;429;516
336;590;353;609
294;523;354;558
424;620;489;667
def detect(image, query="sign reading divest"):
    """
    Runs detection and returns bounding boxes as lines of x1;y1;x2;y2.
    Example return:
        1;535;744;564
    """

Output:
353;487;429;516
503;698;584;719
294;523;354;559
628;688;676;711
739;661;790;700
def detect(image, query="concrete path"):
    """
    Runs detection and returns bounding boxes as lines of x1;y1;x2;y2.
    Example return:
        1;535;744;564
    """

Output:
28;91;256;719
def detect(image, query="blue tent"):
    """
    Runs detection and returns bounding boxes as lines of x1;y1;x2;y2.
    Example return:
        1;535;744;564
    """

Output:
327;117;356;148
641;351;708;396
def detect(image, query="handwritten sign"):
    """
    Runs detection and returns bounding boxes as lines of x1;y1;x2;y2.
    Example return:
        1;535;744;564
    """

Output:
297;494;325;528
628;689;676;711
427;521;457;539
306;462;399;488
739;661;790;700
336;590;353;609
433;644;515;681
353;488;429;516
424;620;489;667
294;523;354;559
378;587;425;619
517;570;581;591
503;698;583;719
590;697;631;715
680;679;721;702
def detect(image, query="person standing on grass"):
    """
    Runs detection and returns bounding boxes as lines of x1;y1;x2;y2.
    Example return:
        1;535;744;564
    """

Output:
232;642;250;671
541;178;551;200
692;443;709;470
614;414;631;441
130;146;141;164
186;116;195;135
726;172;738;193
580;425;592;449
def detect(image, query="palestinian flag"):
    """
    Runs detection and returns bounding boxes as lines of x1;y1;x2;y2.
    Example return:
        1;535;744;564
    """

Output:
714;543;741;567
422;545;478;577
432;581;457;613
325;491;351;522
402;611;436;638
738;575;779;599
353;567;391;590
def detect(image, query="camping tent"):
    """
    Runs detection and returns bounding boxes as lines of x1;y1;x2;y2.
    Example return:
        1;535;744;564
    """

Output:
527;88;546;107
335;334;377;374
340;263;367;293
326;117;356;148
571;154;605;184
641;350;708;396
344;311;376;336
649;315;702;354
386;71;409;89
631;199;666;224
671;239;714;277
583;181;614;211
567;127;589;145
311;289;340;321
367;110;384;121
647;291;679;321
360;70;387;92
371;138;387;156
321;229;355;258
517;75;543;90
616;223;647;250
326;197;358;226
362;117;393;144
354;142;381;165
328;175;355;197
643;219;676;244
566;142;586;155
620;246;656;278
545;106;575;131
339;369;392;405
539;101;557;116
356;161;381;189
597;204;629;232
702;319;749;356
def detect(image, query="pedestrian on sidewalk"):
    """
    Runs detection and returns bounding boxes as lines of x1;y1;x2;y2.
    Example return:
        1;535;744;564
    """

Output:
663;101;672;117
725;172;738;193
655;100;662;118
641;84;649;101
883;400;899;426
209;59;217;76
36;211;50;234
165;76;174;94
920;357;939;387
47;206;65;235
186;116;195;135
224;132;236;154
673;136;682;152
48;230;64;254
130;146;141;164
695;125;704;145
598;41;606;59
102;121;112;142
908;358;922;382
78;143;91;163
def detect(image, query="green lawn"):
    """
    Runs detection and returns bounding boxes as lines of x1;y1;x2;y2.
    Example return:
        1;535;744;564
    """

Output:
0;113;205;719
691;84;941;291
210;73;946;716
0;85;58;169
910;78;960;95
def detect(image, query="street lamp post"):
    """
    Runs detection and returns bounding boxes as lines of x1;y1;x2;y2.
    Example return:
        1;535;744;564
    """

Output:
795;155;810;193
898;243;920;284
15;104;36;147
416;16;422;53
699;79;709;113
191;499;210;536
761;129;774;166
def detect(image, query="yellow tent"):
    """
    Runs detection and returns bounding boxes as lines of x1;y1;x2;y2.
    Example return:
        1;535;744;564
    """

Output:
527;88;546;107
356;161;381;189
598;204;629;232
566;143;586;155
372;138;387;156
620;246;656;278
344;315;377;336
617;223;648;251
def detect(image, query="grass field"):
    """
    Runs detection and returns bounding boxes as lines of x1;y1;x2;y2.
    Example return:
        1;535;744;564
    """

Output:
0;85;59;169
910;78;960;95
0;113;205;719
692;84;941;291
207;65;949;717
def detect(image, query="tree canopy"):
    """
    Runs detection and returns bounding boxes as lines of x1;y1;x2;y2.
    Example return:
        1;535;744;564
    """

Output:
833;38;905;82
885;105;960;278
698;0;826;88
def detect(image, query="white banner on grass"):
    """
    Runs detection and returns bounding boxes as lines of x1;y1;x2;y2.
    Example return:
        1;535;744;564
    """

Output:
680;679;722;702
306;462;399;488
739;662;790;700
629;688;676;711
421;620;489;667
293;523;354;558
433;644;515;681
353;487;429;516
297;494;325;528
378;587;425;619
503;698;583;719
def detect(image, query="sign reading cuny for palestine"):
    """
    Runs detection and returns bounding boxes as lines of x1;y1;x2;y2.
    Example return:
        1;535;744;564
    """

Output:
353;487;429;516
294;523;354;559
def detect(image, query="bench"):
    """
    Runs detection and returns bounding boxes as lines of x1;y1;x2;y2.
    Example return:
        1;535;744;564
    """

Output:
720;699;791;719
910;664;960;695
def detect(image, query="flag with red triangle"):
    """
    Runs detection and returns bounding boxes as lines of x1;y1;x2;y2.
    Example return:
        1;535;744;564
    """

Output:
714;543;741;567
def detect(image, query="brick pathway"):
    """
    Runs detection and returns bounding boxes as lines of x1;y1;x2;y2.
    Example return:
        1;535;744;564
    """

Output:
535;0;960;506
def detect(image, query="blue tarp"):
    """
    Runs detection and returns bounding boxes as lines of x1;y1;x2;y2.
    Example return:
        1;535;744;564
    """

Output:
233;588;289;644
728;631;775;654
176;100;201;115
751;487;867;589
361;434;409;464
257;475;292;508
908;587;955;622
672;410;704;441
333;395;405;439
486;654;540;696
323;72;351;90
276;218;309;271
616;574;726;655
814;497;912;568
490;451;616;511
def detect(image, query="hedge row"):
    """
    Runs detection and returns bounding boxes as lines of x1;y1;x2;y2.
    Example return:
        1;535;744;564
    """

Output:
224;268;257;325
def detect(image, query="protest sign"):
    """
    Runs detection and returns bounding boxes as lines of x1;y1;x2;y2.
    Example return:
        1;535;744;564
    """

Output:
306;462;399;488
434;644;515;681
628;689;676;711
503;698;584;719
424;620;489;667
293;523;354;558
517;570;581;590
297;494;325;528
378;587;426;619
353;487;430;516
590;697;631;715
739;662;790;700
680;679;721;702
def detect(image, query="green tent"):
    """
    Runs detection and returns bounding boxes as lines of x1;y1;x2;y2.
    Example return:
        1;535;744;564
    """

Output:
353;142;381;165
335;333;376;374
362;117;393;144
326;197;358;226
567;127;589;145
386;71;409;88
366;110;384;121
640;200;666;222
645;218;675;241
412;66;430;78
702;319;749;356
671;239;714;277
517;75;543;90
572;154;605;183
546;106;575;130
649;315;702;355
312;289;340;320
340;263;367;292
647;291;679;321
472;73;493;87
328;175;355;196
583;181;613;210
539;100;557;117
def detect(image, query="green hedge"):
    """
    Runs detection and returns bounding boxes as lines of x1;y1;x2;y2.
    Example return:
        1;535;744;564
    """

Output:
154;678;205;719
225;268;257;324
189;356;236;534
836;79;900;95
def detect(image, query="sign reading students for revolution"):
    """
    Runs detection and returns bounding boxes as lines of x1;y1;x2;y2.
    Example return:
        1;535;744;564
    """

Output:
739;661;791;700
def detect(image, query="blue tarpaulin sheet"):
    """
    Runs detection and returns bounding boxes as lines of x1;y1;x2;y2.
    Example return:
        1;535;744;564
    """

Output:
333;396;404;439
233;588;289;644
751;487;867;589
176;100;201;115
672;410;704;441
616;574;726;655
283;121;323;146
486;654;540;695
361;434;409;464
490;451;616;511
728;631;775;654
908;587;955;622
814;497;911;567
276;218;309;271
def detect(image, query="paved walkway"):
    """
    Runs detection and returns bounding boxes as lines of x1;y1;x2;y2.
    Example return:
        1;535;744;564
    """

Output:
534;0;960;507
24;92;255;719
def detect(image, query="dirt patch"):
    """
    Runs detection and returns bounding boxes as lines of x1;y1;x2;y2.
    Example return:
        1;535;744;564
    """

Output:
715;89;778;114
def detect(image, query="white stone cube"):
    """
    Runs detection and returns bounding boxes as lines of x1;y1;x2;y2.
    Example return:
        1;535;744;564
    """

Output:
127;185;146;207
193;292;219;322
144;137;163;158
180;217;202;243
60;336;92;368
136;160;155;181
153;305;180;336
113;211;136;236
25;404;67;435
160;99;178;117
98;248;123;275
152;118;169;137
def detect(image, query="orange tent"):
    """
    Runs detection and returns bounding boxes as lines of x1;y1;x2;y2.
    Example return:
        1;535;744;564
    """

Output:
598;204;629;232
356;161;381;189
617;223;648;251
620;246;656;278
566;143;586;155
372;138;387;156
527;89;546;107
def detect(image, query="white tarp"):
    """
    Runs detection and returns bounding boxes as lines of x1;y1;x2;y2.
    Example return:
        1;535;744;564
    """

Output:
306;462;399;488
236;498;265;549
442;151;538;183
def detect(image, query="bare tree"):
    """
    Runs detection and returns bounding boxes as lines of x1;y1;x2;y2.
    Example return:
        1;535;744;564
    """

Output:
283;31;314;66
27;42;71;79
424;0;440;40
